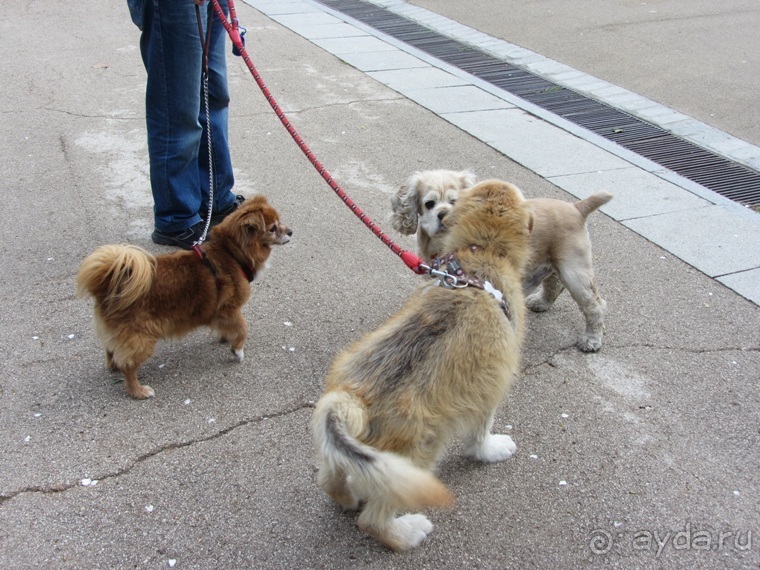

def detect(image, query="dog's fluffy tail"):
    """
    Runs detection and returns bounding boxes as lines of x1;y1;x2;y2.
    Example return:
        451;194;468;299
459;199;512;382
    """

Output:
77;244;156;317
312;391;454;510
575;191;613;219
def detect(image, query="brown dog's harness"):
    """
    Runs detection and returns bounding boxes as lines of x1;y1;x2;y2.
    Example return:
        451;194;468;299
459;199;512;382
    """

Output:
193;244;256;285
429;249;512;320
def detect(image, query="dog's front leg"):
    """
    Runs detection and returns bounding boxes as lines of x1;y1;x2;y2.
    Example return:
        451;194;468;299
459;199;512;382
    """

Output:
122;365;155;400
463;413;516;463
217;310;248;362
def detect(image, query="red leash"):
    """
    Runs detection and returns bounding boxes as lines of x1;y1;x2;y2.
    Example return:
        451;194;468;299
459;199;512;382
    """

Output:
209;0;427;275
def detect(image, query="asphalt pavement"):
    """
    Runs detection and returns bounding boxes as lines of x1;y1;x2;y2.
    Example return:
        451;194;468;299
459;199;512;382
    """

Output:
0;0;758;569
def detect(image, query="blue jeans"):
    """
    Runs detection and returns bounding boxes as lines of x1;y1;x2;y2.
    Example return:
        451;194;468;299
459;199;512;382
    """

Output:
128;0;236;233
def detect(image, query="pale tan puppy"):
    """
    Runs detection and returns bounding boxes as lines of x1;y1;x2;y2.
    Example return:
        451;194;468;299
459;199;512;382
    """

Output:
391;169;611;352
390;169;477;260
523;193;612;351
312;180;533;551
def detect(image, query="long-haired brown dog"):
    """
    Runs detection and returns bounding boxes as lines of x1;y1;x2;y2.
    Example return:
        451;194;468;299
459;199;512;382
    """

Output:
312;180;533;551
77;195;292;399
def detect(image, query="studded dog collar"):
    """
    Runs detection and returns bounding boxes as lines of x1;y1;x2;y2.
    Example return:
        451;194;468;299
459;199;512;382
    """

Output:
429;250;512;320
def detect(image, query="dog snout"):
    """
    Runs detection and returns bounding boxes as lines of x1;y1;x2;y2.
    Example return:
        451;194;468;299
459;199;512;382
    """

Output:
278;225;293;244
437;204;456;222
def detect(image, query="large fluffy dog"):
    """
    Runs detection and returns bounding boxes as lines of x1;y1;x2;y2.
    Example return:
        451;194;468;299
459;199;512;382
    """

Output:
313;180;532;551
77;195;292;399
391;169;612;352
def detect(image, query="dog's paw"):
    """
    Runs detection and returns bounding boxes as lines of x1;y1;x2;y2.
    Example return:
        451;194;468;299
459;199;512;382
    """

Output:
339;498;362;511
394;514;433;550
525;292;552;312
469;434;517;463
578;334;602;352
129;385;155;400
361;513;433;551
232;348;245;362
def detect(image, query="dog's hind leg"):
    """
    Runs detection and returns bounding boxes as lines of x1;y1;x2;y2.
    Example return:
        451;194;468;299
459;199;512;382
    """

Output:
557;263;606;352
106;350;119;371
358;498;433;551
317;462;361;511
525;272;565;312
463;412;517;463
216;310;248;362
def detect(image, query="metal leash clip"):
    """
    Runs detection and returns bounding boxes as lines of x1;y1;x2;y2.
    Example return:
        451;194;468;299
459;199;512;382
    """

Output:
421;265;468;289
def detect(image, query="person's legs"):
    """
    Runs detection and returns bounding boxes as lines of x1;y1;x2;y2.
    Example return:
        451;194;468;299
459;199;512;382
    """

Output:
140;0;204;234
198;0;238;218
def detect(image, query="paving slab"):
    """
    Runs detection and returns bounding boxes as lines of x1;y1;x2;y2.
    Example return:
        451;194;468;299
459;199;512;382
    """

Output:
548;168;713;221
442;109;633;178
334;50;428;73
717;269;760;306
404;85;514;114
623;206;760;277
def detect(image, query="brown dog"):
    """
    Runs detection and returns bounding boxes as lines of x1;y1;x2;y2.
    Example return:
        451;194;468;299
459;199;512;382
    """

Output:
313;180;532;551
391;169;612;351
77;195;292;399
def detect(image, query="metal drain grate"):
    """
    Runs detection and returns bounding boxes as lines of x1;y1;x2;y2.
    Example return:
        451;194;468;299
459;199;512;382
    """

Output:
313;0;760;207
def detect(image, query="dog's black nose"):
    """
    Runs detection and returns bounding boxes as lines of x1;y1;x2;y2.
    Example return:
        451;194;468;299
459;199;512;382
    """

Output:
287;229;293;236
438;211;448;221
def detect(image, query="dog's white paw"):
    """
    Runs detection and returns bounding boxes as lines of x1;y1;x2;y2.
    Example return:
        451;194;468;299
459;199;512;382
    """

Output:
233;348;245;362
525;293;552;312
129;384;155;400
394;514;433;550
470;434;517;463
578;334;602;352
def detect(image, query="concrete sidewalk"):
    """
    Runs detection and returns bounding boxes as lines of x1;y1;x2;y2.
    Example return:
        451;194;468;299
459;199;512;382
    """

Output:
0;0;758;569
258;0;760;306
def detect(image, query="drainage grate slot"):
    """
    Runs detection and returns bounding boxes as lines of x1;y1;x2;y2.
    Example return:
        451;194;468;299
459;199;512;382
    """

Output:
314;0;760;207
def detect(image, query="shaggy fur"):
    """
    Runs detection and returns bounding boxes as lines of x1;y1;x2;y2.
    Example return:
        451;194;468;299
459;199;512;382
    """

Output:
77;195;291;399
390;169;477;260
392;169;612;352
313;180;532;551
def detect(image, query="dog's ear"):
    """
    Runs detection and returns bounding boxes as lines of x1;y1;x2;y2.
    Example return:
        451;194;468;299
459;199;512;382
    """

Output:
236;196;272;234
459;170;477;189
240;208;267;235
526;210;534;235
390;173;422;235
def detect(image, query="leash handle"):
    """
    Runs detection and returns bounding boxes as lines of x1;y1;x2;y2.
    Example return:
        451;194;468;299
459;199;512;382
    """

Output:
210;0;427;275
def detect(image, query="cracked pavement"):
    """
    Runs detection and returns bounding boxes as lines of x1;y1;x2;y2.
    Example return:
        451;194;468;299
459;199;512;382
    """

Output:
1;0;758;568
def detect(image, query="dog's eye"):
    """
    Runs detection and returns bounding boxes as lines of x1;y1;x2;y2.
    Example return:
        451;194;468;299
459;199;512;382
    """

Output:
269;224;277;233
424;200;436;210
